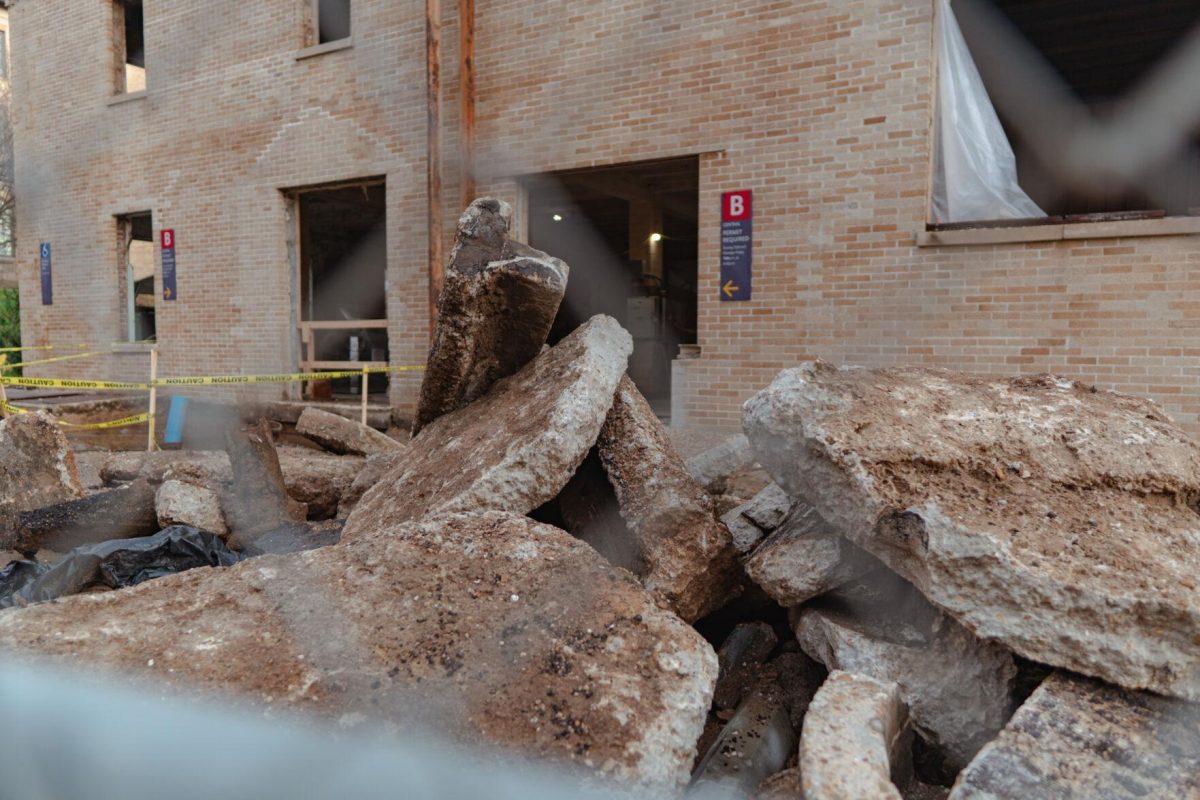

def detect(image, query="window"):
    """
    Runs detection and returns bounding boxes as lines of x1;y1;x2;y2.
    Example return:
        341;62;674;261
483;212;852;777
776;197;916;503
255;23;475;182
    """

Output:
119;213;155;342
316;0;351;45
113;0;145;94
933;0;1200;227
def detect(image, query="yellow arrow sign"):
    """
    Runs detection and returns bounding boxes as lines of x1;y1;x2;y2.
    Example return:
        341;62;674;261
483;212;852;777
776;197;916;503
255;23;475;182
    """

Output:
722;280;740;299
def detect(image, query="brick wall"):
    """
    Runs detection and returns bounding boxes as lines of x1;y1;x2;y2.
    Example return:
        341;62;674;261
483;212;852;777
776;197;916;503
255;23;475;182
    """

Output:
12;0;1200;432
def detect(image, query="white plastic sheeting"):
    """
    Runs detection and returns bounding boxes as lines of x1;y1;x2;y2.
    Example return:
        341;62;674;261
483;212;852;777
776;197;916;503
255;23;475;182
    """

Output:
931;0;1045;223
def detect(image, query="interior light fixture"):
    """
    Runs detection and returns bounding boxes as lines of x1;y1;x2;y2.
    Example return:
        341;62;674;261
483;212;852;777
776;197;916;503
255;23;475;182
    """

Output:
552;213;564;222
649;232;663;243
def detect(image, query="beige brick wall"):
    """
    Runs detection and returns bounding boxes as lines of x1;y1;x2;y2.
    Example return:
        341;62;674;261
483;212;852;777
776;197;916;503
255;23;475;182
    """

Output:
12;0;1200;432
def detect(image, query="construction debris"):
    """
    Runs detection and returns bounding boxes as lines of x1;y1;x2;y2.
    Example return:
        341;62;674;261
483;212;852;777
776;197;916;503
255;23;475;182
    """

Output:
794;573;1016;771
800;671;912;800
155;480;227;537
690;679;796;797
712;621;778;711
4;479;158;556
0;512;715;791
222;420;306;547
684;433;753;493
744;501;877;606
412;198;569;436
720;482;789;554
593;375;737;622
950;673;1200;799
295;407;403;457
343;315;631;540
6;222;1200;798
0;412;84;513
745;362;1200;701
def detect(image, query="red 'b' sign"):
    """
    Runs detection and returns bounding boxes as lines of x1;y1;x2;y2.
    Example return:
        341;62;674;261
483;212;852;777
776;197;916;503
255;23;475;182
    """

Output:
723;190;752;222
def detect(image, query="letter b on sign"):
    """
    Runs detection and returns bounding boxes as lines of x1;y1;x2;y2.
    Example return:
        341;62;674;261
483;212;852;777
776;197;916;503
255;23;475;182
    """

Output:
722;190;752;222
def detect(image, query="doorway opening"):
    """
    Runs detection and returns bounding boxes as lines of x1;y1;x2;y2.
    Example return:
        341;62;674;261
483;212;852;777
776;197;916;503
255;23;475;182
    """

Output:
525;156;698;419
118;211;155;342
292;179;388;399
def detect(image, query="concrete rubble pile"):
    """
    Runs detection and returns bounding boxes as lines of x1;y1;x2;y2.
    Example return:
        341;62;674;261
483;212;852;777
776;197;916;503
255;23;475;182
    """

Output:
0;204;1197;797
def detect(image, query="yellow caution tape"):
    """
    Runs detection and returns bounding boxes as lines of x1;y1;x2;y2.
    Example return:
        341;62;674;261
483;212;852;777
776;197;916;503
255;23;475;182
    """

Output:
0;343;94;354
0;401;151;429
153;365;424;388
0;364;425;391
1;350;107;371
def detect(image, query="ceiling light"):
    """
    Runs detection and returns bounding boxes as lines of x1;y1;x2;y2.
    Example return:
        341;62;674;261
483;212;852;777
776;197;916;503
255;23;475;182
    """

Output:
552;214;564;222
649;232;663;243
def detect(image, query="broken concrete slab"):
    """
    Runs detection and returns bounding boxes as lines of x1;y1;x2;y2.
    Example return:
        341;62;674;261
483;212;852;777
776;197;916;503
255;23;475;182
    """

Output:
0;412;83;512
156;480;227;537
0;511;716;791
744;502;876;607
691;679;797;798
800;671;912;800
594;375;737;622
685;434;753;493
2;480;159;556
794;573;1016;771
721;483;790;554
343;315;632;541
713;622;778;711
745;362;1200;700
949;673;1200;799
101;450;230;485
276;448;363;520
296;408;403;457
221;420;307;547
412;198;569;436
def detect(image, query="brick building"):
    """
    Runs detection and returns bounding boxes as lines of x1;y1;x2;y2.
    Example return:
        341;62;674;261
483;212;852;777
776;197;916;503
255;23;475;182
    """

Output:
8;0;1200;432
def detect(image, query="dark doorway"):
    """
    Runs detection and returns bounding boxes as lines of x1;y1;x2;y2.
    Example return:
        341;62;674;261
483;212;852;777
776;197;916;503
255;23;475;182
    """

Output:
525;157;699;419
295;180;388;397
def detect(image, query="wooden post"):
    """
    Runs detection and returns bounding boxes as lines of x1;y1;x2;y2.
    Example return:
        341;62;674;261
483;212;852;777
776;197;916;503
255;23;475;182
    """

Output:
361;365;369;427
147;347;159;452
426;0;444;332
0;354;8;419
458;0;476;212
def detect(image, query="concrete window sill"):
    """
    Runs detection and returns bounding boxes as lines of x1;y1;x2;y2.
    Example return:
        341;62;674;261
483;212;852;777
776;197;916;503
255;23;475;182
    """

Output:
916;217;1200;247
294;37;354;61
107;90;147;107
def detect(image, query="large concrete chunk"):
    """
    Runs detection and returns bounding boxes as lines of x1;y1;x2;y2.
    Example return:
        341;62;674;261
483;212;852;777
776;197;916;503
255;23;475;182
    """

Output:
685;434;753;493
745;501;876;606
721;483;790;554
594;375;737;622
745;362;1200;700
102;448;361;521
156;480;227;538
0;512;716;791
4;480;159;556
413;198;569;435
222;420;306;546
0;412;83;512
296;408;402;457
343;316;632;541
800;671;912;800
950;673;1200;799
793;573;1016;771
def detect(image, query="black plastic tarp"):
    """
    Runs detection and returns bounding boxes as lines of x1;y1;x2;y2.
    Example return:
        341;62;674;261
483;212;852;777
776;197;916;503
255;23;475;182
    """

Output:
0;527;242;609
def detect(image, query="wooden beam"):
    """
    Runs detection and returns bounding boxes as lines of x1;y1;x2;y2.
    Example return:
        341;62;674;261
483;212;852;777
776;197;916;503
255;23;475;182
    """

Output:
426;0;444;330
458;0;476;212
